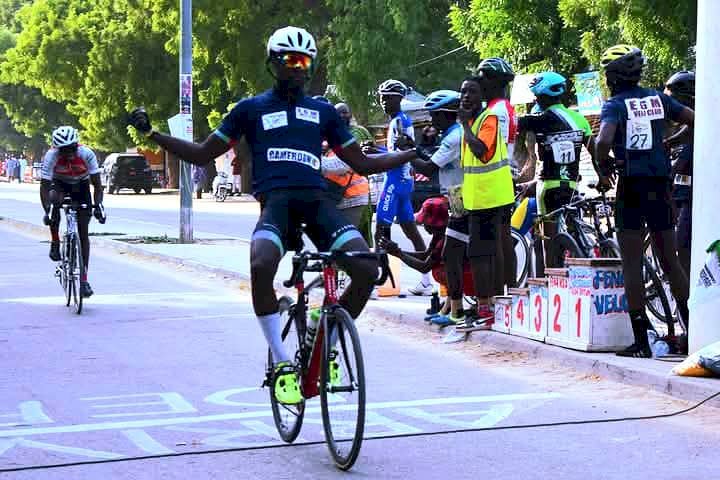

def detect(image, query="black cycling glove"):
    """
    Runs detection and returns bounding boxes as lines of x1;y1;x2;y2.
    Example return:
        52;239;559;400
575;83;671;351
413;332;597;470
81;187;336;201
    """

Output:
128;107;153;136
93;204;107;224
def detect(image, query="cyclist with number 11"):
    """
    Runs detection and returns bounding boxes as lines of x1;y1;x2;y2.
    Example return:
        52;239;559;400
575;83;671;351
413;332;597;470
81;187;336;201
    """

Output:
128;26;414;404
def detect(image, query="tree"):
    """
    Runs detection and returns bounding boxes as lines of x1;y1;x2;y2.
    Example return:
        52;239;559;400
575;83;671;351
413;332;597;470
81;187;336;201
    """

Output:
327;0;475;123
448;0;587;76
558;0;697;86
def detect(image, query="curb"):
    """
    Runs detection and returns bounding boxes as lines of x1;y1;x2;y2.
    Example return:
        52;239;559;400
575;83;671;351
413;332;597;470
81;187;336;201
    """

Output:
3;216;719;407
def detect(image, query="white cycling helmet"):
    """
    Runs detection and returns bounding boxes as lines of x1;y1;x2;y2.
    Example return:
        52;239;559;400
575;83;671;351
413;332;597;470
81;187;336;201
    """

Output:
266;26;317;59
377;79;408;97
51;126;79;148
423;90;460;112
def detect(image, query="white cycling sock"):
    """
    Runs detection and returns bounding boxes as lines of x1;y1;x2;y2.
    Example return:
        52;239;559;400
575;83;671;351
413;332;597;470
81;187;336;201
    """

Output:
257;312;290;364
421;272;431;286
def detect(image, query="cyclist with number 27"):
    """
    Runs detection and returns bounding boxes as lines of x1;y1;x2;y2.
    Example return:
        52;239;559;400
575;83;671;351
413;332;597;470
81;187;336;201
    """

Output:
127;26;414;405
40;126;106;299
595;45;694;358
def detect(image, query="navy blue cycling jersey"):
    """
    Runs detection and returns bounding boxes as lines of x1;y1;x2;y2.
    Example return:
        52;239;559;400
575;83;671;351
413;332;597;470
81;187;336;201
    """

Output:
600;86;684;177
215;89;356;195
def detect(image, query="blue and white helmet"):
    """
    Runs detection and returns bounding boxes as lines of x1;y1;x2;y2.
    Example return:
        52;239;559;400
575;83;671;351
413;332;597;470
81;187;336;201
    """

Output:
529;72;567;97
266;26;318;59
377;79;408;97
423;90;460;112
51;126;79;148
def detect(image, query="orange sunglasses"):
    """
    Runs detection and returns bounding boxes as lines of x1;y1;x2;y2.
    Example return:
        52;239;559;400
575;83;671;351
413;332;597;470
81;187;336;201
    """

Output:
277;52;313;71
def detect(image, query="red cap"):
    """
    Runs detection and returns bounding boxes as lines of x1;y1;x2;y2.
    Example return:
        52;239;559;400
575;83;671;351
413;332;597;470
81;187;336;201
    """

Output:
415;197;449;228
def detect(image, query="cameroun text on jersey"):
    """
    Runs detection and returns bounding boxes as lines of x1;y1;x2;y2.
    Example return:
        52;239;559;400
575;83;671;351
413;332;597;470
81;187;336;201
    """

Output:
267;148;320;170
261;111;288;130
624;96;665;121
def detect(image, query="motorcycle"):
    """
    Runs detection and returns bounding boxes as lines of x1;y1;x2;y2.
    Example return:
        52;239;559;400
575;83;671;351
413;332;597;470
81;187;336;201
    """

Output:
213;171;234;202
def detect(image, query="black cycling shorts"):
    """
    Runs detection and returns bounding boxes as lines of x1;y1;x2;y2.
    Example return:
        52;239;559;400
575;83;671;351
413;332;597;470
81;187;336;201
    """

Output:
539;185;577;216
467;205;507;258
51;180;92;218
615;177;674;232
254;188;363;254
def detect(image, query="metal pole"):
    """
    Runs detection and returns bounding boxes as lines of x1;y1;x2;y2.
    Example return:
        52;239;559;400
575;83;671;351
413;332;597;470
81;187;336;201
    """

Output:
179;0;193;243
689;0;720;352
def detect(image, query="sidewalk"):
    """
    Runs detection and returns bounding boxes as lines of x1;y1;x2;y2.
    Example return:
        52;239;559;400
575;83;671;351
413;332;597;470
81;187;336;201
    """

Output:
2;214;719;408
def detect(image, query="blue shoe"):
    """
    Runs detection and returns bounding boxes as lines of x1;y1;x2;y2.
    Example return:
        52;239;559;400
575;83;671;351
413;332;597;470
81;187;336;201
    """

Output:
432;315;453;326
424;313;442;322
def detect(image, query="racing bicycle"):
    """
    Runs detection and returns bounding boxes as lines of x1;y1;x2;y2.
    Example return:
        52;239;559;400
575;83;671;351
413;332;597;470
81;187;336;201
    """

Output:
263;241;393;470
50;197;89;314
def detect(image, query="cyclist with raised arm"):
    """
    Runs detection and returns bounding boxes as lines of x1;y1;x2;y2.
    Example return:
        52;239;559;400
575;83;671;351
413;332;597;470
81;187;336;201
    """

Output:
40;126;105;298
128;26;414;404
515;72;596;273
595;45;694;358
410;90;467;325
374;79;433;296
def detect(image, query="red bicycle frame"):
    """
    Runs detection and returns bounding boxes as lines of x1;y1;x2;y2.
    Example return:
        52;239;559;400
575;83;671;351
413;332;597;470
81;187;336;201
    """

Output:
299;265;338;399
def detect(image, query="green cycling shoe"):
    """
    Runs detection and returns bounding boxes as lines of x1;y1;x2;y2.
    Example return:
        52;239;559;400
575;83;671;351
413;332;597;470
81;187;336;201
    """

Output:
328;350;342;387
273;362;303;405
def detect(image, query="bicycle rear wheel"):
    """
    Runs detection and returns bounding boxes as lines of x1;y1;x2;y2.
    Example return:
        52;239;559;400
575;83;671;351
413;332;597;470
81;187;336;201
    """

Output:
267;296;305;443
320;307;365;471
546;232;584;267
643;256;676;334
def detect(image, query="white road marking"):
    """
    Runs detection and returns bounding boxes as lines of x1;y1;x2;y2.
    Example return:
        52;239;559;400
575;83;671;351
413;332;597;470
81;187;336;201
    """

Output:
82;392;197;418
0;291;250;305
0;393;562;438
396;404;515;428
0;401;53;427
121;429;175;454
0;439;123;459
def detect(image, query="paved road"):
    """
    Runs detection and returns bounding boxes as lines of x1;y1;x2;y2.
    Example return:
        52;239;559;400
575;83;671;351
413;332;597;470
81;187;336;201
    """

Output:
1;224;719;479
0;183;424;247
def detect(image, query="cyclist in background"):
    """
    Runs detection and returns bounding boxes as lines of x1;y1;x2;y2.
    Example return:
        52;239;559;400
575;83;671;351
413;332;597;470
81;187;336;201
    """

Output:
515;71;596;274
128;26;414;404
595;45;694;358
410;90;467;325
475;58;518;293
375;79;433;296
663;71;695;283
40;126;105;298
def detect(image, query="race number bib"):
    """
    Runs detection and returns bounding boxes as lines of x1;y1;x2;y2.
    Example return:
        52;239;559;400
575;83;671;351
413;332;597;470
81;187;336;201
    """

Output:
626;119;652;151
624;95;663;151
448;184;467;218
551;141;576;165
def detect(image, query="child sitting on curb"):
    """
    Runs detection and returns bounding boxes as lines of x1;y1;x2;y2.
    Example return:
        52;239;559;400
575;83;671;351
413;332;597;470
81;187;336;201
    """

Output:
378;197;461;324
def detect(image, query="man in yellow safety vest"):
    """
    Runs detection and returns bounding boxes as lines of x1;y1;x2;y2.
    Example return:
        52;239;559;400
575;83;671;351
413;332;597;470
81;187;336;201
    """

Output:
458;74;516;326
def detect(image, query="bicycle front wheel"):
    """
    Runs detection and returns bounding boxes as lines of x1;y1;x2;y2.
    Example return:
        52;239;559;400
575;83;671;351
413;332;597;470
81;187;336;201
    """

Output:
70;234;83;314
643;256;676;333
320;307;365;471
267;296;305;443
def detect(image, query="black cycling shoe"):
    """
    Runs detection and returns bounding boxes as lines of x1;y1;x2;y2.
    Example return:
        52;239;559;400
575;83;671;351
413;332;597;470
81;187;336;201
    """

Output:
80;282;94;298
49;241;61;261
616;343;652;358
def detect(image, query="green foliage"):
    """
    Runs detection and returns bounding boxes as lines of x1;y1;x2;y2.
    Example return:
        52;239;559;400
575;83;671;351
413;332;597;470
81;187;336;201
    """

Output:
327;0;474;122
448;0;588;75
559;0;696;86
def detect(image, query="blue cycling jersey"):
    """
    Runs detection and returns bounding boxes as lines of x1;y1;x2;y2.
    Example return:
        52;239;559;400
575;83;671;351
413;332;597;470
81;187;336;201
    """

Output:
600;86;684;177
384;111;415;183
215;89;356;195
